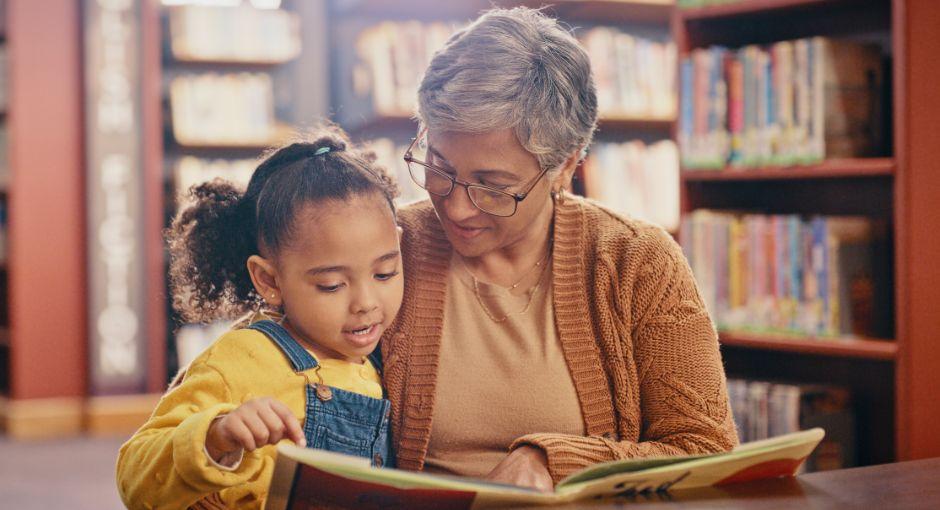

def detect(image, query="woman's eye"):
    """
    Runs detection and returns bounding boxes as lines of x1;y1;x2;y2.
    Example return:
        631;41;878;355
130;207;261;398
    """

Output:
316;283;344;293
375;271;400;281
480;180;511;190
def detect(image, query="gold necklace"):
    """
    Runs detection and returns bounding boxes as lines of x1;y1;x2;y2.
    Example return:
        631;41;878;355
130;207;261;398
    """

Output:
470;253;551;323
506;249;551;290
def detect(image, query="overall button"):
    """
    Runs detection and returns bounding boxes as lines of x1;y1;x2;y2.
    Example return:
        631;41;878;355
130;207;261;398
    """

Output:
314;384;333;401
373;454;383;467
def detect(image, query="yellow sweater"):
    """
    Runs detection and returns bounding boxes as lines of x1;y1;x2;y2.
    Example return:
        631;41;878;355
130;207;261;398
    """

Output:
116;326;380;510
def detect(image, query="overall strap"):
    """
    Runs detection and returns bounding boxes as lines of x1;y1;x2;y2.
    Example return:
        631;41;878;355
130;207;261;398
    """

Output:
367;349;383;376
248;320;319;372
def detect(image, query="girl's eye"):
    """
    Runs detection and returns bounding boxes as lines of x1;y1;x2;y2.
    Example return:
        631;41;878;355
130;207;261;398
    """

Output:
316;283;344;293
375;271;400;281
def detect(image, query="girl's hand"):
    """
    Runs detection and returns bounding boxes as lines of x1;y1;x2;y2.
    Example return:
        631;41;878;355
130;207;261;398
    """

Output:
484;446;554;493
205;397;306;464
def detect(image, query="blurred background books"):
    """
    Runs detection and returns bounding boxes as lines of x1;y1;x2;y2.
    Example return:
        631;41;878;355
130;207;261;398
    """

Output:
5;1;940;491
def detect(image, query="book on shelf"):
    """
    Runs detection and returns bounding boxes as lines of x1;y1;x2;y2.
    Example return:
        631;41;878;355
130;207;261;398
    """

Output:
680;37;886;169
173;156;256;209
582;27;677;119
364;137;428;206
266;428;825;510
0;45;7;113
167;4;301;63
174;321;232;369
344;21;456;122
0;201;6;265
680;211;892;338
169;72;280;146
729;379;855;472
582;139;679;232
0;123;7;190
340;21;675;126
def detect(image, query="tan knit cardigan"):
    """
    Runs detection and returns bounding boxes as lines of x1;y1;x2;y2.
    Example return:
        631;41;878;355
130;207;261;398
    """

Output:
380;197;738;483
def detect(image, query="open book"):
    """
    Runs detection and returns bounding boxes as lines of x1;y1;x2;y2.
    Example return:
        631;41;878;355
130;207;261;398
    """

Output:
266;428;824;509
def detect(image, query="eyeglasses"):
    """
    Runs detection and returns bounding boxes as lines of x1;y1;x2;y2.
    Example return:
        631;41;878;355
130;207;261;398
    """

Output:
402;128;550;217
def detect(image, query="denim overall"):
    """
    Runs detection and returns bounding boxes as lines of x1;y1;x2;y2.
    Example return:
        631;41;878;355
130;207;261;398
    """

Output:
247;319;393;468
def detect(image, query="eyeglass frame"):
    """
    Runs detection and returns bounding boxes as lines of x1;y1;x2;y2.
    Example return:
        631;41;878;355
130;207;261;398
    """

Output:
402;127;552;217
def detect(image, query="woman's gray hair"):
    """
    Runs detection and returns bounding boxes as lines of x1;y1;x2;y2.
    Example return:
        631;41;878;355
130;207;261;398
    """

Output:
416;7;598;171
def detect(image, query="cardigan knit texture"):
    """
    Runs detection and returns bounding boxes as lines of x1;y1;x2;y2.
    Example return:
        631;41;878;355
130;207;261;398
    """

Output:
380;196;739;483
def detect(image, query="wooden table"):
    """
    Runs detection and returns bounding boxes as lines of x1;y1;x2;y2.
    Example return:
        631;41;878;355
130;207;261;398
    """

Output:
535;457;940;509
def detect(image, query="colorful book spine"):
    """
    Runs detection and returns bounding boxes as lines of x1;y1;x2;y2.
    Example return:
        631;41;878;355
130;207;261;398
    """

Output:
680;57;695;167
681;211;890;338
580;140;680;232
679;36;884;169
727;378;855;472
727;53;744;166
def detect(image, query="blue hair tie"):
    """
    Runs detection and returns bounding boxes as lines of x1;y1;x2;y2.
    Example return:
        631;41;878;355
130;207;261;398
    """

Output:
314;146;331;156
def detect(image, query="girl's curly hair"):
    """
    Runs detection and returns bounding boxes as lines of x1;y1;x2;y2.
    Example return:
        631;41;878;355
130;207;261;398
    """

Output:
165;126;399;323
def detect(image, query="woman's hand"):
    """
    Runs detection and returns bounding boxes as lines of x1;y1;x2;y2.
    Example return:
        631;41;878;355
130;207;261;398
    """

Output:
485;446;554;493
205;397;305;465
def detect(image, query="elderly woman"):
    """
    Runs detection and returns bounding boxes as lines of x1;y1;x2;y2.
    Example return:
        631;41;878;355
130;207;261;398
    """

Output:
381;7;737;491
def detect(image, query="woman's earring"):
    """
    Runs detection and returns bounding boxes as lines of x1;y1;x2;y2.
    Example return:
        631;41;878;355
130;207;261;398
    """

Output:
553;188;566;205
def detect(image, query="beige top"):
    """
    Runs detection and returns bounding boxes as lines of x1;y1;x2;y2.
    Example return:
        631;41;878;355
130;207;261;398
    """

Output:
422;252;585;478
382;199;737;483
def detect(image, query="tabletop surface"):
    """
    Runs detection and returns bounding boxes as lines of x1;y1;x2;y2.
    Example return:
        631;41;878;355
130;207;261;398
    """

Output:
526;457;940;509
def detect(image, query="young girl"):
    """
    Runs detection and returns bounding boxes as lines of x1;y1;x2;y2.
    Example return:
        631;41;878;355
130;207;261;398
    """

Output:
116;128;404;510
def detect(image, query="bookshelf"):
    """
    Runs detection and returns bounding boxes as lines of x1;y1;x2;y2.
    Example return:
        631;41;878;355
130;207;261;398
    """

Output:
718;332;898;360
350;112;676;137
682;158;895;182
598;114;676;131
679;0;890;48
532;0;675;24
330;0;674;24
675;0;940;465
163;59;292;73
158;1;310;381
679;0;877;20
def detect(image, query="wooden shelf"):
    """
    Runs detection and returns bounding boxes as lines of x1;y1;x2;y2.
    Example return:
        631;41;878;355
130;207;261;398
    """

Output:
333;0;673;24
166;56;294;68
677;0;889;49
166;137;279;160
678;0;865;21
524;0;675;25
719;331;897;360
345;113;417;136
171;140;276;151
598;113;675;131
346;112;676;136
168;124;297;153
682;158;895;182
